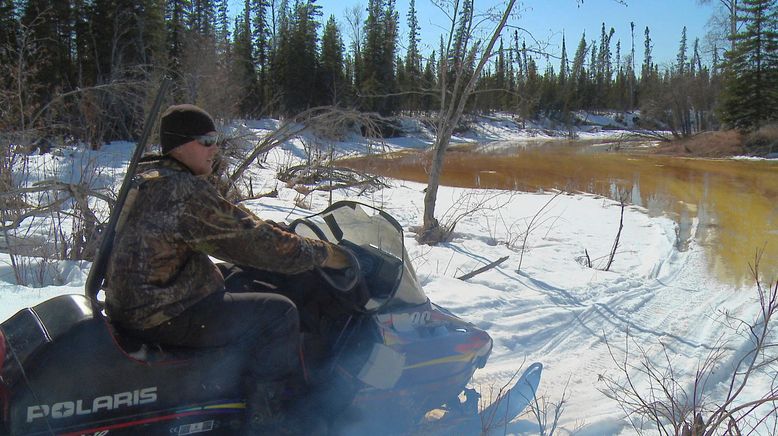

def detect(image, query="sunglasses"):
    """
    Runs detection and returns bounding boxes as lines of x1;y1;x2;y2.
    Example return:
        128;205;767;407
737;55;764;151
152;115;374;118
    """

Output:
164;132;223;147
192;134;222;147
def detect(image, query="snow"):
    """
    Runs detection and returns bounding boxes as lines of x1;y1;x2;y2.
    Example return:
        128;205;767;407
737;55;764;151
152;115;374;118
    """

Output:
1;113;773;435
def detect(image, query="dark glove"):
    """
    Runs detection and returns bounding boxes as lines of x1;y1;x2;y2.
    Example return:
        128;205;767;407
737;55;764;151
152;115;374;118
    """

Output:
265;219;290;231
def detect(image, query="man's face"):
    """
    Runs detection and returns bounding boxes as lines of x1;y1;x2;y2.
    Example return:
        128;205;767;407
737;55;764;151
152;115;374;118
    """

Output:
173;131;220;176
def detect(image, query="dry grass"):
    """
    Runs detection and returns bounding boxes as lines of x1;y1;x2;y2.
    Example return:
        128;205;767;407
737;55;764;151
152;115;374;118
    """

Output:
654;130;746;157
654;125;778;158
745;123;778;156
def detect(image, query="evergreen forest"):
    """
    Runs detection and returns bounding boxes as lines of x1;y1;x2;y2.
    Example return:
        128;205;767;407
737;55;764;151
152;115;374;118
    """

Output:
1;0;776;147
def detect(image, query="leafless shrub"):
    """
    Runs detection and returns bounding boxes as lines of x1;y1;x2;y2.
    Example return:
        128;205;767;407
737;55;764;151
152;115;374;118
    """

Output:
514;191;564;273
0;140;116;286
745;123;778;156
577;194;628;271
600;248;778;435
527;376;571;436
411;191;517;244
478;364;528;434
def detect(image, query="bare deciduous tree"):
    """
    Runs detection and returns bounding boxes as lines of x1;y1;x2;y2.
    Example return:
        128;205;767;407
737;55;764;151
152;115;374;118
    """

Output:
418;0;518;244
698;0;740;54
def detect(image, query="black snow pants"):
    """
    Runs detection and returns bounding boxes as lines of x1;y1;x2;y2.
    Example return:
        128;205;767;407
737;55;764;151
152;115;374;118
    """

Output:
125;271;309;432
128;287;302;384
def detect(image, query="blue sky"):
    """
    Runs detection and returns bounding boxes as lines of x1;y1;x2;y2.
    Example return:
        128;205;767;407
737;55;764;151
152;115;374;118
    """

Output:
231;0;721;69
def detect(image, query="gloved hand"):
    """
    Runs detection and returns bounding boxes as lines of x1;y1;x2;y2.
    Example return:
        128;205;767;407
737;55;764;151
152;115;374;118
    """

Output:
265;219;290;231
322;244;352;269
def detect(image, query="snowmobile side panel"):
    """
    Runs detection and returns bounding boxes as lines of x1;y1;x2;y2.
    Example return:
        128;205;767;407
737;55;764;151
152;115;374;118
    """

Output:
2;296;246;435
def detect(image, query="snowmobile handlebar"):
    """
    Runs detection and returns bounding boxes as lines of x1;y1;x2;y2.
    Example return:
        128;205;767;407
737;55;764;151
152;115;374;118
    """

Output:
318;243;362;302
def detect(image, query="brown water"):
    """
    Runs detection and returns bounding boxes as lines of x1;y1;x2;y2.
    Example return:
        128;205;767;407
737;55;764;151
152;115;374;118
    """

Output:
341;141;778;286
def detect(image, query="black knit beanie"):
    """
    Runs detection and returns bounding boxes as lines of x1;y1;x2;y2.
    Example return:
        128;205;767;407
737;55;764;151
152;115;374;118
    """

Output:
159;104;216;154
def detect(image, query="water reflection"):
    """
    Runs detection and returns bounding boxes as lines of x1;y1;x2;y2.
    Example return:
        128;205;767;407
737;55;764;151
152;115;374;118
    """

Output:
341;143;778;285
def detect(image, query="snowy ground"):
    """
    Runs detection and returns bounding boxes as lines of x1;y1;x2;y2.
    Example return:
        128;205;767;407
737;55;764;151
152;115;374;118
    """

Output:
1;115;774;435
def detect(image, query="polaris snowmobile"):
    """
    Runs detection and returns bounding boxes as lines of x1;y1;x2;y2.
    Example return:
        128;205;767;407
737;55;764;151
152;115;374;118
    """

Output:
0;201;541;435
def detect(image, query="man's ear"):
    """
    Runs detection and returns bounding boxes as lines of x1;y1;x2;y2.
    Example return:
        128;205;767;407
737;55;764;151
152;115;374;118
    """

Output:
167;146;183;159
168;143;191;162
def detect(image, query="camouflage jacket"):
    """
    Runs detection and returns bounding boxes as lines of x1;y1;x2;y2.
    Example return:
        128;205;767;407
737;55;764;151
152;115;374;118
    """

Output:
104;156;331;330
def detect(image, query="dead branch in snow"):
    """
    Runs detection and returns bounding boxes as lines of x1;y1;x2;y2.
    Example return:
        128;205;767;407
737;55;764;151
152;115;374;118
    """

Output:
604;197;626;271
226;106;386;194
277;165;387;193
457;256;509;281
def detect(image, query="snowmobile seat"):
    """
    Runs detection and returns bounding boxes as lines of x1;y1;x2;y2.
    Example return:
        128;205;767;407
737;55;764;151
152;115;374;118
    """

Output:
0;294;210;367
1;294;96;370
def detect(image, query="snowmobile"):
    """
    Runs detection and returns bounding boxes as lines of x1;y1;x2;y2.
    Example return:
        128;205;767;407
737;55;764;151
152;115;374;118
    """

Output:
1;201;541;435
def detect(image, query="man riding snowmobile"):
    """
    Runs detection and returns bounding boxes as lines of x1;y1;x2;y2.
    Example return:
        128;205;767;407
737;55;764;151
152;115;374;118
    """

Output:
0;94;542;436
103;104;352;435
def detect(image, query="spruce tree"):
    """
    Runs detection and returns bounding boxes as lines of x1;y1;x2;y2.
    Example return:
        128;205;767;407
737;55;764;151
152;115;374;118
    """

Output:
595;23;614;109
672;26;692;136
421;51;437;112
0;0;17;66
559;34;569;86
273;0;321;114
251;0;271;109
166;0;190;78
320;15;345;105
382;0;399;113
495;39;506;111
629;21;636;109
359;0;398;114
676;26;688;76
641;26;653;81
359;0;383;112
719;0;778;130
216;0;230;43
404;0;421;112
233;3;259;116
569;32;588;110
20;0;75;105
190;0;216;35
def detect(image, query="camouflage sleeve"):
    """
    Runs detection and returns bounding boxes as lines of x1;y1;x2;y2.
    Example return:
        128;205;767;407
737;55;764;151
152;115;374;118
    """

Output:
176;178;331;274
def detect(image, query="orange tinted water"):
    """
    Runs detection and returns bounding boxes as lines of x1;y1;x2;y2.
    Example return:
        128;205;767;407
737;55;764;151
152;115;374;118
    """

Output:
341;144;778;286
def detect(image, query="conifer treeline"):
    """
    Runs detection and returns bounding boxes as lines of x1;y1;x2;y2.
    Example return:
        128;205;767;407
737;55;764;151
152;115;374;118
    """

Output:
1;0;776;145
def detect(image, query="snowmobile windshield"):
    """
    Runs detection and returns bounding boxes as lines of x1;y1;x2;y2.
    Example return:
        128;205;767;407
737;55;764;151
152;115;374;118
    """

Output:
292;201;428;312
